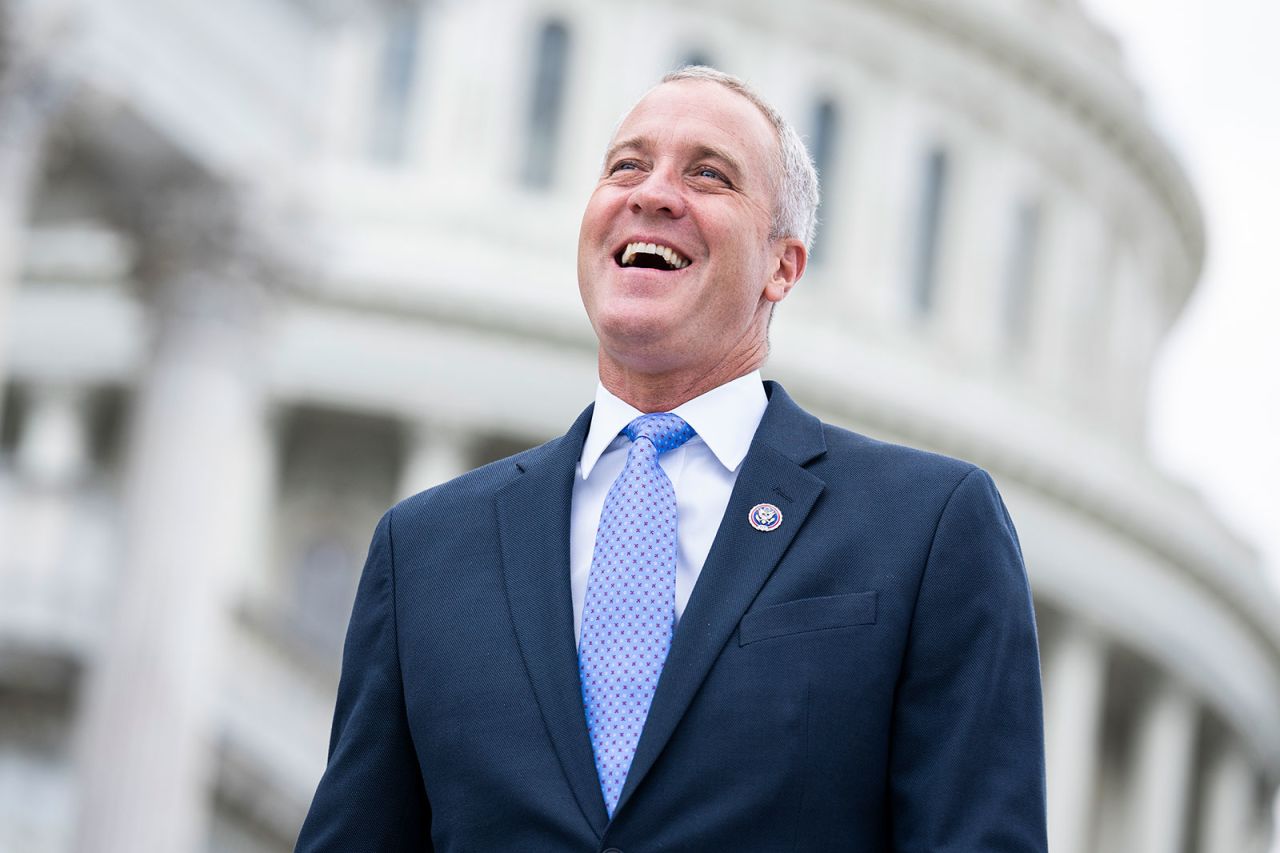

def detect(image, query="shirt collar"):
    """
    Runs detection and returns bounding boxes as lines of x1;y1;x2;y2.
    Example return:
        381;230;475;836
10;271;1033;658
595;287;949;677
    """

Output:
579;370;768;479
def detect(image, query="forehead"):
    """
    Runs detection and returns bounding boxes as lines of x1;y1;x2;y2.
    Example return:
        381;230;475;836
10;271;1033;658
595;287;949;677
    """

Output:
610;80;779;178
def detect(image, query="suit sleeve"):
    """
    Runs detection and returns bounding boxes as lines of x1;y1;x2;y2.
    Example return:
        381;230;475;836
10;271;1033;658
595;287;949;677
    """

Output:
295;509;433;852
889;468;1048;852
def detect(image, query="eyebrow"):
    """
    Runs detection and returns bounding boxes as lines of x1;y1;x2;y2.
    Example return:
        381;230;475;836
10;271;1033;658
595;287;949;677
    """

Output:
602;135;647;169
602;137;746;181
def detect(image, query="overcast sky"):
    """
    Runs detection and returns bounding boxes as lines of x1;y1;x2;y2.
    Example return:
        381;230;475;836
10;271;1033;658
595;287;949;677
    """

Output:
1079;0;1280;586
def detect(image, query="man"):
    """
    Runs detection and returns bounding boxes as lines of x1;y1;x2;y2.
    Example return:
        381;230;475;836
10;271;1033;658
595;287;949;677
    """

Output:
297;67;1047;852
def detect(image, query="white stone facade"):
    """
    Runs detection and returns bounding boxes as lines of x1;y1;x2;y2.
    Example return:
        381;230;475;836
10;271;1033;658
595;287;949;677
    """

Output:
0;0;1276;851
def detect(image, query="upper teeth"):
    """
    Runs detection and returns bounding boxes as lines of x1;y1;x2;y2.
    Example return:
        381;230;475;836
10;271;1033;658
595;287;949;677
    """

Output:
620;242;690;269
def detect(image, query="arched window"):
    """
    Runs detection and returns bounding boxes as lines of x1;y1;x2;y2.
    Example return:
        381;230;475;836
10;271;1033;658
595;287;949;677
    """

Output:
370;2;423;163
808;98;839;263
910;147;950;316
522;20;571;188
1002;200;1042;349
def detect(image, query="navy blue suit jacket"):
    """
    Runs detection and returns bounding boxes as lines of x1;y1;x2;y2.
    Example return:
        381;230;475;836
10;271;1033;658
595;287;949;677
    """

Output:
296;382;1047;852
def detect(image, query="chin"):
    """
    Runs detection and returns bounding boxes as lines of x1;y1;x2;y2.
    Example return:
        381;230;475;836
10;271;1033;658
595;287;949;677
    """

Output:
596;312;671;347
595;311;687;364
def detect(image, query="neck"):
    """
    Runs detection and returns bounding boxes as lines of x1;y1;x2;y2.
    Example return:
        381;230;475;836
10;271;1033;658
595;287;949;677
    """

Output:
597;343;766;413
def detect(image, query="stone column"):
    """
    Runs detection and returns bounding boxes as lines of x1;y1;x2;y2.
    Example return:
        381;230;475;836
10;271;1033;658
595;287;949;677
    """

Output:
1042;622;1108;853
75;183;274;853
1029;196;1106;401
1126;681;1198;853
1198;742;1257;853
1103;243;1147;442
935;153;1011;363
13;384;92;482
397;420;475;501
1;384;93;642
0;1;75;425
8;383;92;565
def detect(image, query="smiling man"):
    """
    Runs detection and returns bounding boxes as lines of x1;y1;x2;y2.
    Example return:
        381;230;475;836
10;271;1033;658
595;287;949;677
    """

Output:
576;74;804;412
296;67;1048;853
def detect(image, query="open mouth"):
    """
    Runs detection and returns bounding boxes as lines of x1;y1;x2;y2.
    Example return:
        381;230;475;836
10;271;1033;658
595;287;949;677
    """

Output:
615;241;691;271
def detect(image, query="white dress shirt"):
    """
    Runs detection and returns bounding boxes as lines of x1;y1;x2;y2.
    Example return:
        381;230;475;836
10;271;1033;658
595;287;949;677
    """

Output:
570;371;768;642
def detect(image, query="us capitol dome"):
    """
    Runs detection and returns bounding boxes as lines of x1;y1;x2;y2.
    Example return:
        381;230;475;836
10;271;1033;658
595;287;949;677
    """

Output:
0;0;1276;851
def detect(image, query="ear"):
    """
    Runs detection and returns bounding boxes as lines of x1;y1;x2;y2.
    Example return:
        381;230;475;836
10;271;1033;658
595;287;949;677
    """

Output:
763;237;807;304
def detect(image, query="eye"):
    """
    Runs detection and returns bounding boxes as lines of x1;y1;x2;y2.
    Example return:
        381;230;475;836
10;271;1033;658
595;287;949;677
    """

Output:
694;166;730;185
608;159;641;175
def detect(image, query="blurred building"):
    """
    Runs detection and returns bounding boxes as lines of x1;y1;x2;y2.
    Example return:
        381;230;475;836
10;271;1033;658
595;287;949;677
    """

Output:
1;0;1277;851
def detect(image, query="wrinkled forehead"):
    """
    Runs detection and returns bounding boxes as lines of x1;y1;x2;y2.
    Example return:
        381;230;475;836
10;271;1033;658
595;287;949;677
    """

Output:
606;79;781;180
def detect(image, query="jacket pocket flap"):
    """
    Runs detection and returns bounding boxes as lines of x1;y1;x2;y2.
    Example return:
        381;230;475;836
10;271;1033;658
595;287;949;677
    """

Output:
739;591;878;646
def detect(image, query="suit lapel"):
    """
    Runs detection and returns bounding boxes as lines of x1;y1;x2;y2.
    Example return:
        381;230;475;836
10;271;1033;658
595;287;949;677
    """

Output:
495;404;610;838
614;383;827;816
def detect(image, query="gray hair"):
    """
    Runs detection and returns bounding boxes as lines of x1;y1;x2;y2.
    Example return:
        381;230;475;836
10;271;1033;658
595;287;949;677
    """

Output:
661;66;820;251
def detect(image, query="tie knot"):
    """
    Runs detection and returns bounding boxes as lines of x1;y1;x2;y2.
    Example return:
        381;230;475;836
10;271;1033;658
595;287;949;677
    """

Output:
623;413;695;454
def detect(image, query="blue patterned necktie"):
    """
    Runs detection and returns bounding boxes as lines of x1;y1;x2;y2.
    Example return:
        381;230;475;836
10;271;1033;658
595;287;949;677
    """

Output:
579;412;696;817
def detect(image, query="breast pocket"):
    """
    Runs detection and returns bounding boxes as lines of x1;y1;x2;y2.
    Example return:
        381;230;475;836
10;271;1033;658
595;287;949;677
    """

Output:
738;591;878;646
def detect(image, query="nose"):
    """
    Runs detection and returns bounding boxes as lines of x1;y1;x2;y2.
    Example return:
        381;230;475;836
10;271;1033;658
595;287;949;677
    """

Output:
628;164;687;218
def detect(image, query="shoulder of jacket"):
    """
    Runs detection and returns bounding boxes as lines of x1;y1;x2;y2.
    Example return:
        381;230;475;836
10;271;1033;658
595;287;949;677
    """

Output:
817;421;981;491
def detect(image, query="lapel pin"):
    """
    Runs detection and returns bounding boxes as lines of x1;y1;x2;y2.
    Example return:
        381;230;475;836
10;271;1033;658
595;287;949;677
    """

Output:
748;502;782;532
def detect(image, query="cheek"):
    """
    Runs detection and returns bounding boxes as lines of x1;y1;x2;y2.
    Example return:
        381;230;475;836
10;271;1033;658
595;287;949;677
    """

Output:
578;209;601;248
580;188;625;240
699;256;761;315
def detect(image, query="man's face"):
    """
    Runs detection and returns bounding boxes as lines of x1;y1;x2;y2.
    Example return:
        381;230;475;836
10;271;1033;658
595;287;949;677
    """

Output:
577;79;803;379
